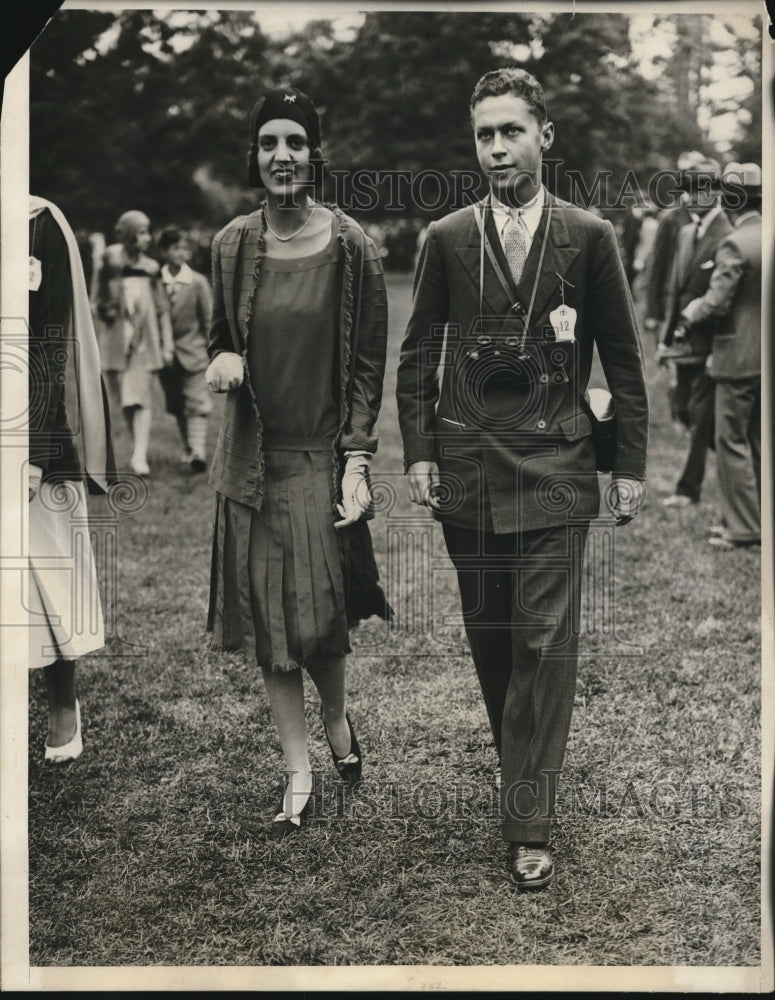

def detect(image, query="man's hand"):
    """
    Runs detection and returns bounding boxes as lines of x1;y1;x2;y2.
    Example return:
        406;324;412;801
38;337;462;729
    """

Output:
644;317;659;333
407;460;442;510
606;476;645;526
206;352;244;393
335;455;372;528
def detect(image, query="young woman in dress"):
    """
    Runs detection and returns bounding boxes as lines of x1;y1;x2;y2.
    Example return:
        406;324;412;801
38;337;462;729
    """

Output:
205;88;389;835
95;210;173;476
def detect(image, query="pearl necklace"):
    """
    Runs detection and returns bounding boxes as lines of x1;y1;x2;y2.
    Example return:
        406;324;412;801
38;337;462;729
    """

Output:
264;200;315;242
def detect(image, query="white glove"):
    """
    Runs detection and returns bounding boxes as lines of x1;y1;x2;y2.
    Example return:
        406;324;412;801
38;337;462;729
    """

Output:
206;352;244;393
29;464;43;502
335;454;372;528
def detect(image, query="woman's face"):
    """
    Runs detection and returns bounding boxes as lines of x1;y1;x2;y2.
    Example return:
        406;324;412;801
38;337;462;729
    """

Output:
256;118;312;197
133;223;152;253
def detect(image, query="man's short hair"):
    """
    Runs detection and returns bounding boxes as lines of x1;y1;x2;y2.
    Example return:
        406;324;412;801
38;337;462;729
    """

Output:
470;68;547;124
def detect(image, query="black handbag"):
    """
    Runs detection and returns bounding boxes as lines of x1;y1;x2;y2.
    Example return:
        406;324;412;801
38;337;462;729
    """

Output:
580;388;617;473
337;518;394;628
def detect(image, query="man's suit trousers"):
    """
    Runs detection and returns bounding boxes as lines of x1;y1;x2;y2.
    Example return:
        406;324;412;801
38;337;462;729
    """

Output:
715;377;761;543
675;363;715;502
442;520;589;843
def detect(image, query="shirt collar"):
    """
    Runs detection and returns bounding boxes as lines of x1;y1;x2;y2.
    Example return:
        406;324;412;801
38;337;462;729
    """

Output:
695;202;723;239
735;210;759;228
491;185;545;241
161;262;193;285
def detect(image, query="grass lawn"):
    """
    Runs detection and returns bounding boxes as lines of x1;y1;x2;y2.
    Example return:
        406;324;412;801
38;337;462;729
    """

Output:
28;272;762;970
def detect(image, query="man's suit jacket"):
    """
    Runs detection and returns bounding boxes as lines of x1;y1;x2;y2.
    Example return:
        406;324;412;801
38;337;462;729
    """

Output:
659;210;733;363
682;213;761;381
645;204;692;323
396;193;649;533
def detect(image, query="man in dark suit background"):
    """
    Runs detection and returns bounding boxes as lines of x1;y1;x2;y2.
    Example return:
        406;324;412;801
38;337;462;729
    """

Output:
657;157;732;508
396;69;648;889
643;151;704;339
680;162;762;548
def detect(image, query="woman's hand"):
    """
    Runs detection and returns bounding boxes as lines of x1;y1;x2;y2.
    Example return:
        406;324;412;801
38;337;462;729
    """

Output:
335;455;372;528
206;352;244;393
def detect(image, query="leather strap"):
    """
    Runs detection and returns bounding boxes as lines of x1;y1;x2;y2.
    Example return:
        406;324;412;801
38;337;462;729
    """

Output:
473;196;552;349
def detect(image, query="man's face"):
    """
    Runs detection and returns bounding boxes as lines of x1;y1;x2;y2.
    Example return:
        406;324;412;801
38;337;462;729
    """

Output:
473;93;553;204
685;174;718;215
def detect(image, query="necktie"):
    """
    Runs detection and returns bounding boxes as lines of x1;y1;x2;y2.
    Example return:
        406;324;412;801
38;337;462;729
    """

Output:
503;210;527;285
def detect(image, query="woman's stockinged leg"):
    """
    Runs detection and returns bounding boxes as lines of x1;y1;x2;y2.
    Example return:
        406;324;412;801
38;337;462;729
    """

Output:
261;665;313;815
307;654;351;758
43;658;77;747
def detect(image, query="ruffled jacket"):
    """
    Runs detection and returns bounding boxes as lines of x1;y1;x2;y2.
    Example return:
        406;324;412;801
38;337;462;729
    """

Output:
207;205;388;511
94;244;173;372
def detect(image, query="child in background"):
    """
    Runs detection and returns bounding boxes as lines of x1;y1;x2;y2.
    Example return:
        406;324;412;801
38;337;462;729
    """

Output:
158;227;213;472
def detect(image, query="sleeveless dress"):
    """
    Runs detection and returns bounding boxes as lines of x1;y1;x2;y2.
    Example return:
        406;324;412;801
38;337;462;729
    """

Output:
208;223;351;671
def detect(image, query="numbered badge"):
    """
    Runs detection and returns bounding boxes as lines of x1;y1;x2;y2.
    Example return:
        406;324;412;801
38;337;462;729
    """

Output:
549;303;577;342
29;255;42;291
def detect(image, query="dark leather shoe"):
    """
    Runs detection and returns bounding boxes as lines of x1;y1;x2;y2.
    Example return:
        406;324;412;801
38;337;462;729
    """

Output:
322;708;362;786
510;843;554;890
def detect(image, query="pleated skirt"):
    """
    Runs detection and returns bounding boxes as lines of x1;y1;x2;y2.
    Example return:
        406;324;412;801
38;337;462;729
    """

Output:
28;479;105;669
207;450;351;672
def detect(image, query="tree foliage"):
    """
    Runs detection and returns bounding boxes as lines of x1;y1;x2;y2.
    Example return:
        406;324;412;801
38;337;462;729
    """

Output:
29;8;762;235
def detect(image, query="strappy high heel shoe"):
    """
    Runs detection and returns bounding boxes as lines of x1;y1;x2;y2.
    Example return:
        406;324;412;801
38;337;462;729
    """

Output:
271;774;315;839
322;708;362;786
44;699;83;764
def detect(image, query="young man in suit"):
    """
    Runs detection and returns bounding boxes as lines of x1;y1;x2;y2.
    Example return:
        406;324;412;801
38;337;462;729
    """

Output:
396;69;649;888
657;157;732;508
679;162;762;548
